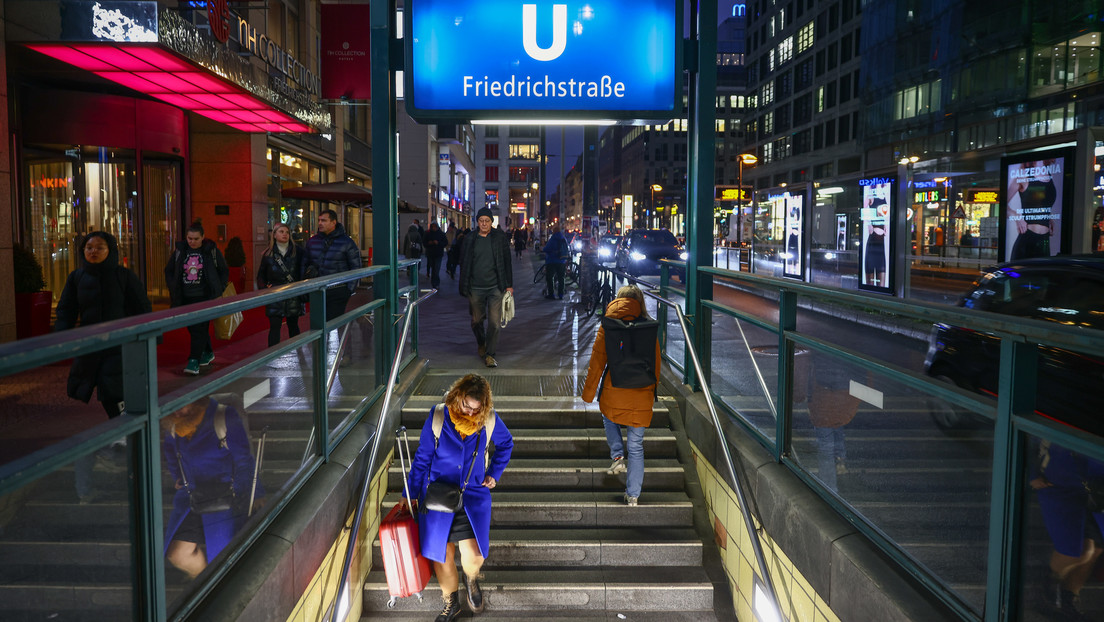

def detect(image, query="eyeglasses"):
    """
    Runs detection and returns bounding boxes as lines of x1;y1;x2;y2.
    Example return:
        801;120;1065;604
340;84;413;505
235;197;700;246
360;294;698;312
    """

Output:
460;399;481;414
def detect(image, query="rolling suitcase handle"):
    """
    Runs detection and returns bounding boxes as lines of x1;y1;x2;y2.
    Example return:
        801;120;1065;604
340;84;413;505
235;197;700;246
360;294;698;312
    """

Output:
389;426;424;607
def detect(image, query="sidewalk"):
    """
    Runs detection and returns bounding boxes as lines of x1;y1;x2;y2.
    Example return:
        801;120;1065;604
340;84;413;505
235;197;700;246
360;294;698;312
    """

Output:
0;252;597;463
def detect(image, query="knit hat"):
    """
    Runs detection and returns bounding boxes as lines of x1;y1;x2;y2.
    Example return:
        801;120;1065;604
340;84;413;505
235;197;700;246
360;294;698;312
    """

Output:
476;207;494;221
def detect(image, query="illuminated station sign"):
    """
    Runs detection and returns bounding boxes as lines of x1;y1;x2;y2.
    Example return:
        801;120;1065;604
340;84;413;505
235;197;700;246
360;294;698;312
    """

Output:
404;0;681;120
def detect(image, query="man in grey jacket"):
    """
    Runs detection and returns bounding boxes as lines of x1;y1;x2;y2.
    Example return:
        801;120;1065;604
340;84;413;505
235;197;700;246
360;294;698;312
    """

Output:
459;208;513;367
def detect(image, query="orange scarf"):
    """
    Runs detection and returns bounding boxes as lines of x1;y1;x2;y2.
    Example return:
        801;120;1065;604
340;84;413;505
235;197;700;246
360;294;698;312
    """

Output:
449;407;483;439
167;410;205;439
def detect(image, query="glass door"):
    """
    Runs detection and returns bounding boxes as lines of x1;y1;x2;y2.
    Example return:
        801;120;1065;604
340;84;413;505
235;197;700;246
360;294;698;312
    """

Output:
143;160;182;304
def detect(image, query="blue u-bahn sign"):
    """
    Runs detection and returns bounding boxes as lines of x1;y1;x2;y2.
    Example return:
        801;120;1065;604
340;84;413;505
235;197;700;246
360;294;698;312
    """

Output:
403;0;681;121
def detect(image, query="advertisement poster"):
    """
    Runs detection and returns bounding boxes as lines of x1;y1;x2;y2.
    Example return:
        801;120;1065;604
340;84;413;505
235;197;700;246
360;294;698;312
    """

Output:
835;214;848;251
782;192;804;278
859;178;892;292
1000;148;1073;262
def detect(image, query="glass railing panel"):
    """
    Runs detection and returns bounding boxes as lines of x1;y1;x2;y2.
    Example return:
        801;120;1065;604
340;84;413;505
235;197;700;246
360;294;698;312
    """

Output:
710;316;780;443
660;289;685;371
1016;436;1104;621
711;272;785;327
790;347;994;615
322;278;378;434
0;432;135;621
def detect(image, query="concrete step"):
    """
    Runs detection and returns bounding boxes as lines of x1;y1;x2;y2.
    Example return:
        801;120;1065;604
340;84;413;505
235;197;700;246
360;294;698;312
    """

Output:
387;458;686;492
362;567;715;614
402;429;679;460
370;527;703;568
400;396;672;429
360;611;720;622
381;492;694;528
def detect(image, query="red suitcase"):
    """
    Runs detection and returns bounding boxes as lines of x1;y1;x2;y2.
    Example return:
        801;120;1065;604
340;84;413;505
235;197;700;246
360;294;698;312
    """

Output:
380;428;432;607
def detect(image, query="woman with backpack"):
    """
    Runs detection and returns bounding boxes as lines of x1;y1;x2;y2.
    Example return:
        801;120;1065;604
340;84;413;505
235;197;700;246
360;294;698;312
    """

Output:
581;285;660;506
256;223;306;347
164;222;229;376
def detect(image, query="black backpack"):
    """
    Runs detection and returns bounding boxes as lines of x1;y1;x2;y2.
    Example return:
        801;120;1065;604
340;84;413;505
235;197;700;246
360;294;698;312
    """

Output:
601;314;659;389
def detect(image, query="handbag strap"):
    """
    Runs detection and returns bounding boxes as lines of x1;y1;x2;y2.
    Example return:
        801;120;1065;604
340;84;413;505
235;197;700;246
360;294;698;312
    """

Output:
272;251;296;284
426;405;481;496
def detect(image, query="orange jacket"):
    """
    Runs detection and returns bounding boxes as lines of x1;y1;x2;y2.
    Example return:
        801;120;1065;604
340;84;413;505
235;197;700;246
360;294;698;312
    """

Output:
581;297;660;427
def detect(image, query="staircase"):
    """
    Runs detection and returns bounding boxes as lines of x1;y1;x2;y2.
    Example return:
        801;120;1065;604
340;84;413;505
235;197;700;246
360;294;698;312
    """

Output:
361;369;733;620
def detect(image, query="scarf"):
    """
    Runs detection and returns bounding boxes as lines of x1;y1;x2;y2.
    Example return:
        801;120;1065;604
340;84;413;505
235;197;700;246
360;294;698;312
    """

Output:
276;241;290;256
450;408;483;439
167;409;205;439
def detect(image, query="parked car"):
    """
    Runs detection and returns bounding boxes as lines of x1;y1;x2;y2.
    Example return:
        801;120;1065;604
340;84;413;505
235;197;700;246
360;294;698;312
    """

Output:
597;234;621;262
614;229;687;279
923;255;1104;433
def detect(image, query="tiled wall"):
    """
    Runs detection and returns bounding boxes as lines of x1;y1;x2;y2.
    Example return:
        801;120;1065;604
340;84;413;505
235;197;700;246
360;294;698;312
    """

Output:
692;441;843;622
286;450;393;622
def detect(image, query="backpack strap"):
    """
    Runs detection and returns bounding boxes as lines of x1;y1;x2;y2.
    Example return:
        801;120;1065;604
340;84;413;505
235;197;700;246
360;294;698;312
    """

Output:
214;404;228;450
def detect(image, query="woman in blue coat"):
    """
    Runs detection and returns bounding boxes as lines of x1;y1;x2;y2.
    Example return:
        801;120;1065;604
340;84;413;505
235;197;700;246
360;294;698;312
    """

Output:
399;374;513;621
162;397;261;579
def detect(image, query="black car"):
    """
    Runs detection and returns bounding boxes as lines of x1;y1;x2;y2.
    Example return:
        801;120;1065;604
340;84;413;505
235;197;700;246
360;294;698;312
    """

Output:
923;256;1104;432
614;229;687;278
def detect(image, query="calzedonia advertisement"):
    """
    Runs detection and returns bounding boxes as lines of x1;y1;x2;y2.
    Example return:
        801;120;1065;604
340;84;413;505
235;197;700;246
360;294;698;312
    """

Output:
780;192;804;279
859;178;893;293
1000;147;1074;262
404;0;680;120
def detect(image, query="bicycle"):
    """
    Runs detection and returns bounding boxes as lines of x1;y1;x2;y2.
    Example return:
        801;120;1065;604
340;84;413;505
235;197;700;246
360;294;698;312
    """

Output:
587;268;617;317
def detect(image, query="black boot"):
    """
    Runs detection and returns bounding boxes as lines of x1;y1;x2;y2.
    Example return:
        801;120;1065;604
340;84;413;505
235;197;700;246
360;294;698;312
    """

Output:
435;591;461;622
464;573;485;613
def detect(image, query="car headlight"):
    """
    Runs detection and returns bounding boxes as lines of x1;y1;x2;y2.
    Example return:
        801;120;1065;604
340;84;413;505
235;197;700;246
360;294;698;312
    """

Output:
630;251;646;261
679;251;689;260
573;241;582;250
599;248;611;258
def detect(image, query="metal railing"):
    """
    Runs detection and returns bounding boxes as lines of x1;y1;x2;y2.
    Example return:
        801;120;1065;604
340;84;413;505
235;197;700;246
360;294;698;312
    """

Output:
0;262;416;622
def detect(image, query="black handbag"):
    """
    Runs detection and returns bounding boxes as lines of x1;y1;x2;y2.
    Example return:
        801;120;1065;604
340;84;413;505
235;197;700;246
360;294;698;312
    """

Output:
177;452;236;514
420;430;481;514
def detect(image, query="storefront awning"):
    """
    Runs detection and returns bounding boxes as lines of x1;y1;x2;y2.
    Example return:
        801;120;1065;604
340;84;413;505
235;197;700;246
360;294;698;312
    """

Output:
27;43;312;133
14;1;330;133
282;182;373;206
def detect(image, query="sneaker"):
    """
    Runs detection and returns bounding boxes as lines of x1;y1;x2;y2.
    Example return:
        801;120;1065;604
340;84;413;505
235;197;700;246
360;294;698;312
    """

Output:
183;359;201;375
199;350;215;366
624;493;638;506
835;457;848;475
484;355;498;368
608;456;627;475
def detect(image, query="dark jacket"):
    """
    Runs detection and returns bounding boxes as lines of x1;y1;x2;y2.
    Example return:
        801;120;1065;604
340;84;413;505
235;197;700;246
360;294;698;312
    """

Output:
304;223;362;292
164;239;229;307
56;232;152;405
542;232;571;265
256;238;306;317
423;227;449;259
403;225;424;259
459;227;513;297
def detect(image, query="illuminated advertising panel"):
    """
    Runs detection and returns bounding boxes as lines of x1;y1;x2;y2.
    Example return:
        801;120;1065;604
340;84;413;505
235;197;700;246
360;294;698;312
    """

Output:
859;178;892;293
404;0;680;120
782;192;804;279
1000;147;1073;262
835;214;848;251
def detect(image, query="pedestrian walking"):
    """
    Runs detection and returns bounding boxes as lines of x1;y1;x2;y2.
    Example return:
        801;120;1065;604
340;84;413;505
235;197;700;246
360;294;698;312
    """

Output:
304;209;362;321
459;208;513;368
581;285;660;506
541;225;570;300
164;222;228;376
447;227;467;280
423;221;449;289
256;223;307;347
398;374;514;621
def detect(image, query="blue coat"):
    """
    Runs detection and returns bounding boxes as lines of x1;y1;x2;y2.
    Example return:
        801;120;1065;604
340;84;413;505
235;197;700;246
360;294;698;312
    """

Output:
163;401;260;560
405;406;514;562
304;223;362;292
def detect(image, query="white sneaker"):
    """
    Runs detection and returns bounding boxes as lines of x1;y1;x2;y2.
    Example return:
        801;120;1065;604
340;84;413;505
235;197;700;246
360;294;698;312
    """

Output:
624;493;638;506
608;457;627;475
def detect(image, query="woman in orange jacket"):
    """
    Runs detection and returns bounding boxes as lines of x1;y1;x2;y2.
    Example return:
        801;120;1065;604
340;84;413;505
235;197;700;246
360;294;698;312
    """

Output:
581;285;661;506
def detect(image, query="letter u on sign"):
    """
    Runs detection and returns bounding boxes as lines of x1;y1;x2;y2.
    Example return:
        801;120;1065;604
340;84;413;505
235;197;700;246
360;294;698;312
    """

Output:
523;4;567;61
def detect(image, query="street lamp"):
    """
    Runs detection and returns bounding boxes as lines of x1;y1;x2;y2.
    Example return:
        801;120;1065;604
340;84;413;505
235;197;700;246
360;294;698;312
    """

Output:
650;184;662;229
736;153;758;246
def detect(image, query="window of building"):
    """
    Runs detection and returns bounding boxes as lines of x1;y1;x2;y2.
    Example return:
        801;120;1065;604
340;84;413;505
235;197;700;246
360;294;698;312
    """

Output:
763;111;774;135
762;81;775;105
508;126;541;138
485;166;499;182
816;85;825;112
838;114;850;142
769;47;776;72
827;41;838;70
508;166;538;182
840;33;853;63
796;58;813;90
825;119;836;146
839;74;852;103
778;72;792;99
778;36;794;65
508;144;540;159
484;126;498;137
815;49;825;76
485;144;499;160
813;124;824;149
797;21;814;53
794;93;812;125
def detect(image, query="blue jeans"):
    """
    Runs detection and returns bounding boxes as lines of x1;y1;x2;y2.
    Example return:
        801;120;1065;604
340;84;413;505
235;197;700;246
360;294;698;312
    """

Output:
602;416;645;498
814;426;846;491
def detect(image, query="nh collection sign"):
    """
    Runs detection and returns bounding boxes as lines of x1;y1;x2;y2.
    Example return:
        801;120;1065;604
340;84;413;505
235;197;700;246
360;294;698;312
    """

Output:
404;0;681;120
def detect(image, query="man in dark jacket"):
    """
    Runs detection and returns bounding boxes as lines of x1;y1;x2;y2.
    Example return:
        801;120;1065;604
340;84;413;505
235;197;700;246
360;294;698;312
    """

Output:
423;221;449;288
459;208;513;367
304;209;362;321
541;225;570;300
164;223;229;375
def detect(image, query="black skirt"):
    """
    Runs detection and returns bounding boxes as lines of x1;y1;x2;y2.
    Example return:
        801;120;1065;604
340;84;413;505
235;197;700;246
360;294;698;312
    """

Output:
447;510;475;543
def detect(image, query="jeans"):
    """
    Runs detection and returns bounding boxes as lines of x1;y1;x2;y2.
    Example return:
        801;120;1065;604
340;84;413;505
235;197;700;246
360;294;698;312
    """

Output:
427;254;443;288
545;262;565;298
602;416;645;498
814;426;846;491
468;287;504;357
267;314;301;347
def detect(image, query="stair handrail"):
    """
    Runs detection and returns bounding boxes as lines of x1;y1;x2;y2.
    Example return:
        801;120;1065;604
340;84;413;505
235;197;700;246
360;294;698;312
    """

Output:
639;281;783;622
327;287;437;622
